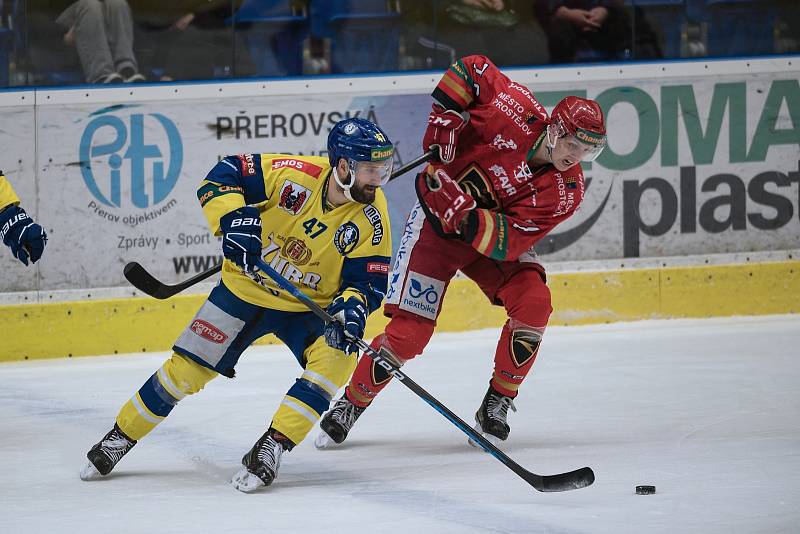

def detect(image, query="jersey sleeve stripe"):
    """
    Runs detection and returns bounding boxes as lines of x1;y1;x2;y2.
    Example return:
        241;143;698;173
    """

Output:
487;214;509;260
242;154;268;204
470;210;511;261
449;58;474;86
473;209;496;256
437;71;473;110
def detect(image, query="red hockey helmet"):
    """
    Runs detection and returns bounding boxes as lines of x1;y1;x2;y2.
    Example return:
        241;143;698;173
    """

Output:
549;96;606;162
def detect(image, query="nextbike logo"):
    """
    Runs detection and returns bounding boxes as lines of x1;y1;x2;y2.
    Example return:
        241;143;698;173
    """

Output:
399;271;444;321
80;110;183;209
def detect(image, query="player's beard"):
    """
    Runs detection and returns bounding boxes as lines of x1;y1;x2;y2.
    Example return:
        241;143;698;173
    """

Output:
350;182;377;204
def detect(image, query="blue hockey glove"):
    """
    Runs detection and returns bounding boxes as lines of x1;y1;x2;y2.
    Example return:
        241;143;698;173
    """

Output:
324;296;368;354
0;205;47;266
220;206;262;273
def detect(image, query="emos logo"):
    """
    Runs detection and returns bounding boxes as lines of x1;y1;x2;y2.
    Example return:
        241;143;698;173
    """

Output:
80;111;183;209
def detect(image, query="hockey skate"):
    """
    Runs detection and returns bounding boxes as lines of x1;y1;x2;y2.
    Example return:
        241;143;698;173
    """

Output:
79;424;137;480
314;394;366;449
468;386;517;448
230;428;294;493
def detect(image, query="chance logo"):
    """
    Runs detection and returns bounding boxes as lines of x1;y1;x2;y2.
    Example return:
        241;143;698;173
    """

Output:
80;112;183;209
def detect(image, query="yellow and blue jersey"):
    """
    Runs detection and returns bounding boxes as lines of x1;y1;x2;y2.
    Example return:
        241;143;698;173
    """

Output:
0;172;21;212
198;154;392;314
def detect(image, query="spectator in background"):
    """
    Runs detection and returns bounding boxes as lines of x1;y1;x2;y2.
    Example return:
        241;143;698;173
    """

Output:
536;0;661;63
422;0;550;68
57;0;144;83
133;1;240;81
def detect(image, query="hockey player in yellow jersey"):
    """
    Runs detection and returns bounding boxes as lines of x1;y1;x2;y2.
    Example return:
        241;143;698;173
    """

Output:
0;171;47;265
80;118;395;492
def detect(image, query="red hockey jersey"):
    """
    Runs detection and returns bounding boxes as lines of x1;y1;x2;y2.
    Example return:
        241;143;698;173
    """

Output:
429;55;585;262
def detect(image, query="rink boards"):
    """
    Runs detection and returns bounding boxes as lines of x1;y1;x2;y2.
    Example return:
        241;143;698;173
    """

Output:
1;257;797;362
1;55;799;361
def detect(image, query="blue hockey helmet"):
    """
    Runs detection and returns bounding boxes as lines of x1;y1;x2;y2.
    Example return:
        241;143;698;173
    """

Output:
327;118;394;197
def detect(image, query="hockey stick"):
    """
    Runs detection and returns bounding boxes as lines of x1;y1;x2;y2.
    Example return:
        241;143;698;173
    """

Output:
253;257;595;492
124;150;436;299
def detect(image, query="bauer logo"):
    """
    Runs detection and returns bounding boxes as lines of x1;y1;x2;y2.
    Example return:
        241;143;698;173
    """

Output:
191;320;228;344
399;271;444;321
80;110;183;209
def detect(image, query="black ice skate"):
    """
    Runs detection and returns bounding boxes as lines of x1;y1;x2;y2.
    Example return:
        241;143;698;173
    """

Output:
469;386;517;448
230;428;294;493
314;394;367;449
79;423;137;480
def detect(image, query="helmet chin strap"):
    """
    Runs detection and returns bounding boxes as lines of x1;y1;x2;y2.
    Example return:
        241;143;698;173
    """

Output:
545;123;558;163
332;165;356;202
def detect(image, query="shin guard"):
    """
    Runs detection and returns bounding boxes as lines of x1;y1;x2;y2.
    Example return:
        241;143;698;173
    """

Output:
345;313;434;407
490;320;544;398
116;353;217;440
345;334;403;407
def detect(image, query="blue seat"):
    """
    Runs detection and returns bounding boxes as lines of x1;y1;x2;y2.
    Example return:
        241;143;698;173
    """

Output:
231;0;309;77
1;0;15;86
311;0;401;74
2;0;84;85
628;0;687;58
704;0;775;56
0;28;11;87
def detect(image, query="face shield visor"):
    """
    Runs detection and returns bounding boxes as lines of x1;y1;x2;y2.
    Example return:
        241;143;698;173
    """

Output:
348;156;394;186
549;121;607;162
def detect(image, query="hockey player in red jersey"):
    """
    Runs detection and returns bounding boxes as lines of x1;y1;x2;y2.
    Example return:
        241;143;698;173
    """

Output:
316;55;606;448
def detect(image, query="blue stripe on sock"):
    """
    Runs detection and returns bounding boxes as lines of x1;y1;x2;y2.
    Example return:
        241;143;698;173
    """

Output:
287;378;329;416
138;373;179;417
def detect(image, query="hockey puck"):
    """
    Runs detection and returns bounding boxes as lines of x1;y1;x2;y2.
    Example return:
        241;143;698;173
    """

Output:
636;485;656;495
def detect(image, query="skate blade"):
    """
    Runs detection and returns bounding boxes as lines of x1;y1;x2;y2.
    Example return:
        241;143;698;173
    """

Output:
79;461;103;481
314;430;338;450
467;420;502;450
230;467;265;493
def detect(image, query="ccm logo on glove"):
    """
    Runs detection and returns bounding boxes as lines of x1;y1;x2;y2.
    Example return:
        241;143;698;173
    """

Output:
423;105;467;165
430;115;457;127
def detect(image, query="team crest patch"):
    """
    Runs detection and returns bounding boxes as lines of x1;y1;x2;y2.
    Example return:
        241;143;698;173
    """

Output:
282;237;312;266
565;175;578;189
510;329;541;368
333;222;359;255
278;180;310;215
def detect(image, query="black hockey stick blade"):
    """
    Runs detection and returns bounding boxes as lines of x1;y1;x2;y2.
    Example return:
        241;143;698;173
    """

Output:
124;261;221;299
524;466;595;492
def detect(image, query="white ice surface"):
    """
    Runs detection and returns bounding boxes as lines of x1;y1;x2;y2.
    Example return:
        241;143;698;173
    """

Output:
1;315;799;533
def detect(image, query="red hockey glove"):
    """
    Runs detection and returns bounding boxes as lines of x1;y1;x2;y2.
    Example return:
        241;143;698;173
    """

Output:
415;168;476;236
422;105;467;164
